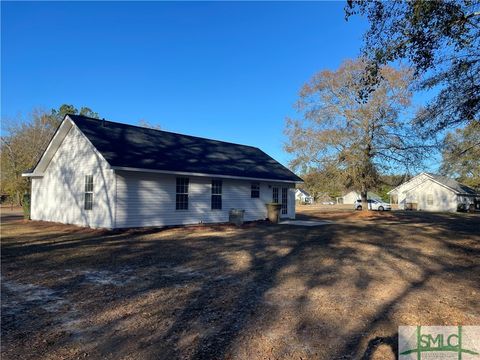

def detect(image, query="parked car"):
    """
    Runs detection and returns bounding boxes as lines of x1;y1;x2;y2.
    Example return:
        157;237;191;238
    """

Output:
321;201;335;205
354;199;391;211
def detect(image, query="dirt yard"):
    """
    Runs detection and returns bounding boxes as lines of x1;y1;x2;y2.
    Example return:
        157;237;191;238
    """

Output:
1;207;479;360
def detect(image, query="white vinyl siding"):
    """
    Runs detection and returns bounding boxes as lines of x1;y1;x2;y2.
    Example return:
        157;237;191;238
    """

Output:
28;120;297;229
30;125;116;228
398;178;458;212
115;171;295;228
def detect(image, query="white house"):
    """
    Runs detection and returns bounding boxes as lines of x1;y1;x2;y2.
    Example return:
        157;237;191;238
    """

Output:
23;115;302;228
295;189;314;204
388;172;479;212
337;190;382;204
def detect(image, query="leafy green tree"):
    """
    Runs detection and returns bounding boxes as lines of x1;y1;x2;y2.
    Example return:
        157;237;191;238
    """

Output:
440;122;480;189
49;104;99;125
376;174;411;202
285;58;423;210
346;0;480;134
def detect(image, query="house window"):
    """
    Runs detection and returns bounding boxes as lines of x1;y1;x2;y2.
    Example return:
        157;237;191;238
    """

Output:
211;179;222;210
427;194;433;206
251;182;260;198
176;177;189;210
84;175;93;210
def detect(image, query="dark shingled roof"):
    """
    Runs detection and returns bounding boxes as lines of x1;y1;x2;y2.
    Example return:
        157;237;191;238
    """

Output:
69;115;302;182
426;173;479;195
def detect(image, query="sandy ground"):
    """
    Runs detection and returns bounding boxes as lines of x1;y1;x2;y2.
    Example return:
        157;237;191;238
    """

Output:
1;207;479;359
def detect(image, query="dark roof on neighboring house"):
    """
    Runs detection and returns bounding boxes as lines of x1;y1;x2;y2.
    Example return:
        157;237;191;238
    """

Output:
68;115;302;182
426;173;479;195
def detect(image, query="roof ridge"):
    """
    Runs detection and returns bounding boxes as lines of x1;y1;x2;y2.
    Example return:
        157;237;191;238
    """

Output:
68;114;260;150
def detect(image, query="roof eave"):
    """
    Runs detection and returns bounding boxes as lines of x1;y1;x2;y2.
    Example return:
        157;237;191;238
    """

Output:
111;166;303;183
22;172;44;177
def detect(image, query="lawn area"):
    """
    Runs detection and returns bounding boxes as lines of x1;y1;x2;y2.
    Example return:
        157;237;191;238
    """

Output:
1;208;479;359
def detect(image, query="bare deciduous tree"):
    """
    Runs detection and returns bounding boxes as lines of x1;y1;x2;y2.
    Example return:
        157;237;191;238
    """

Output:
285;58;425;210
137;119;161;130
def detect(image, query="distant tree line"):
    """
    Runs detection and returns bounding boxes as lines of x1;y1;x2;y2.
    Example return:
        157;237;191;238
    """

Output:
0;105;163;206
0;105;99;205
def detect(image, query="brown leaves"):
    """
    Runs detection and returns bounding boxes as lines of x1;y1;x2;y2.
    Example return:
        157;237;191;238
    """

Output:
285;58;421;193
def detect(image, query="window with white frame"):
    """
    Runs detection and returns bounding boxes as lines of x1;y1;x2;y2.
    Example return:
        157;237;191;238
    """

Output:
84;175;93;210
251;182;260;198
211;179;222;210
426;194;433;206
176;177;189;210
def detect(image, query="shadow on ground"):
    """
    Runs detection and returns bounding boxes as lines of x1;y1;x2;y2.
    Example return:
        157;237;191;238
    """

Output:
1;209;479;359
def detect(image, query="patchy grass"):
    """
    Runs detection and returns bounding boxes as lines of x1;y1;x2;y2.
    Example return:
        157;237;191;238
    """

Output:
1;208;479;360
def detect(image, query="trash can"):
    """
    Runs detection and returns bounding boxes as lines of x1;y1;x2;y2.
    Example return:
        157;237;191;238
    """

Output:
229;209;245;226
266;203;281;223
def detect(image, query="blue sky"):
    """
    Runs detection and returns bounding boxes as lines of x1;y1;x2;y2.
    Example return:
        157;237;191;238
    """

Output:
3;1;425;170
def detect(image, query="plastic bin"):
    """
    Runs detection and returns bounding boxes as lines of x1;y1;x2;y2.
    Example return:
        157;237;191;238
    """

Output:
266;203;281;223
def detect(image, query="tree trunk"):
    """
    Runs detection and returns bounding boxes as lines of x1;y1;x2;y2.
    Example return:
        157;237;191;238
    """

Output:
360;189;368;211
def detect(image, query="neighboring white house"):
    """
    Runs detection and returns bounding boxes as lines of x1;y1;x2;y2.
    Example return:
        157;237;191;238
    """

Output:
337;191;382;204
388;172;479;212
295;189;314;204
23;115;303;228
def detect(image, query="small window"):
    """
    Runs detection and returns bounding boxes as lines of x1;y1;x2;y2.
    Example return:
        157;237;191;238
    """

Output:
176;177;189;210
427;194;433;206
251;182;260;198
211;179;222;210
84;175;93;210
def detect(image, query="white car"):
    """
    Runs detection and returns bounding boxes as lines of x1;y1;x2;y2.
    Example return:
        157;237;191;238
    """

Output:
354;199;391;211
